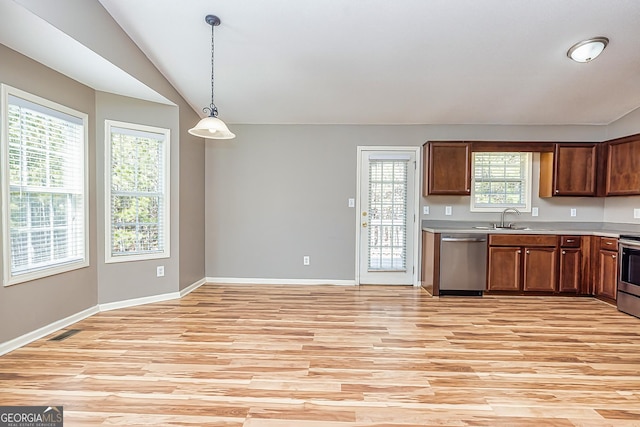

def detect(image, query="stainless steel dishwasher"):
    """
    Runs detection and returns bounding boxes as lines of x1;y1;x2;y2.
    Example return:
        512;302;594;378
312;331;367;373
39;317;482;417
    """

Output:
439;233;487;296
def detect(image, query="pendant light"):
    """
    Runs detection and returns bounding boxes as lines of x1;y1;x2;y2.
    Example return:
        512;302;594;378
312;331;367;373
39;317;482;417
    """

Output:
567;37;609;63
188;14;235;139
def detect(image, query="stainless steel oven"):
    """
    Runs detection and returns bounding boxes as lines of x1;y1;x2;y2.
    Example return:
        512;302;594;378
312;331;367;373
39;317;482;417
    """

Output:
618;235;640;318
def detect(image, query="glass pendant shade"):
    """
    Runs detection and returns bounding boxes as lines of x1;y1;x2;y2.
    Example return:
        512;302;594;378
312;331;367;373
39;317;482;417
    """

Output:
188;116;236;139
191;14;235;140
567;37;609;63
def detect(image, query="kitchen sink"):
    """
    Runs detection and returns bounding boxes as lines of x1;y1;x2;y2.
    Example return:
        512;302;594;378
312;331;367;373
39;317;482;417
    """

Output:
473;225;531;231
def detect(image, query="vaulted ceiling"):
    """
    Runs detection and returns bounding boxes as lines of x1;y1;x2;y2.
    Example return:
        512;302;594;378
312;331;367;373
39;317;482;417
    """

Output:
5;1;640;126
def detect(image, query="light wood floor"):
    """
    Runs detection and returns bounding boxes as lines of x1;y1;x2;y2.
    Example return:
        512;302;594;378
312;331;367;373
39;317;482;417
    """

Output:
1;284;640;426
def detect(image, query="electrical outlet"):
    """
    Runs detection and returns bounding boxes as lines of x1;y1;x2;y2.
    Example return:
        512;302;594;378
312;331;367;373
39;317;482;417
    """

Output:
303;256;310;266
445;206;452;216
423;206;430;215
634;208;640;219
348;198;355;208
156;266;164;277
531;207;539;217
570;208;577;217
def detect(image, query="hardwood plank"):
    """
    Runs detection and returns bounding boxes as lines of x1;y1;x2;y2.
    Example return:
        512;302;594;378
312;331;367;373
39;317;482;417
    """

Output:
1;284;640;426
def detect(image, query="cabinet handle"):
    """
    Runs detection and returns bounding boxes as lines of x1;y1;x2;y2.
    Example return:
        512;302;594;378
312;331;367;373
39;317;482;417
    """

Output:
612;254;617;259
566;239;575;243
606;242;613;245
562;250;566;255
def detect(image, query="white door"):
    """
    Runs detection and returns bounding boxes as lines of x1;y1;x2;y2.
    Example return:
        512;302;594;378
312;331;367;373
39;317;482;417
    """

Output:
356;147;419;285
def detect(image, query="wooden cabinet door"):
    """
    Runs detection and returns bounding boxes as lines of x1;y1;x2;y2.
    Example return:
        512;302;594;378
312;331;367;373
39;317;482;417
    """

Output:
487;246;521;291
426;142;471;195
558;248;581;293
605;137;640;196
523;247;557;292
553;144;597;196
596;250;618;300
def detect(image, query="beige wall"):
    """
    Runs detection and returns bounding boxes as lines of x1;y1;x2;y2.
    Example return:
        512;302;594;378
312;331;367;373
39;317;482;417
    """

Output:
1;0;205;345
0;44;98;342
204;123;618;281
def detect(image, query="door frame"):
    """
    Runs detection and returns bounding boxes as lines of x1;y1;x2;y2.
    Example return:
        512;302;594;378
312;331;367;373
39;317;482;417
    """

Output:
355;146;421;286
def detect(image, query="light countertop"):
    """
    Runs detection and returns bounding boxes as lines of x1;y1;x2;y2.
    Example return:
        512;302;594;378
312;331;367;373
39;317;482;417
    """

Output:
421;220;640;238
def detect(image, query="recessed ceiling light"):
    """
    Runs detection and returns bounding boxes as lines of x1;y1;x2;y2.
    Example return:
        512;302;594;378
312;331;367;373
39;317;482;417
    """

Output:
567;37;609;63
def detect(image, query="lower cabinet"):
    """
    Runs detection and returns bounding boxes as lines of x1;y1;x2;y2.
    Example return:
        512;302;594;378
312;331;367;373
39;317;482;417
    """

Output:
487;235;557;292
558;236;582;293
523;247;557;292
487;246;521;291
558;248;581;292
595;244;618;300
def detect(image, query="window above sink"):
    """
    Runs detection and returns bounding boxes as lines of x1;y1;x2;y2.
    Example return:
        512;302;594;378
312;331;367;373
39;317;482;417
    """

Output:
471;152;532;213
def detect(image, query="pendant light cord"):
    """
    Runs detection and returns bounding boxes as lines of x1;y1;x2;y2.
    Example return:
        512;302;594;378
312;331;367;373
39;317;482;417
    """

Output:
207;17;218;117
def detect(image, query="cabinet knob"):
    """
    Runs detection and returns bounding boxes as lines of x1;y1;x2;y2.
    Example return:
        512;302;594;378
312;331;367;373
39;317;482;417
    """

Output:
517;250;521;254
612;254;617;259
526;250;530;254
562;250;566;255
555;190;559;194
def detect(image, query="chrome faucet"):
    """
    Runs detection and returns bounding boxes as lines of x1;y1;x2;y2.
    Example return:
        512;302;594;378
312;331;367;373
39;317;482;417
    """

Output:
499;207;521;228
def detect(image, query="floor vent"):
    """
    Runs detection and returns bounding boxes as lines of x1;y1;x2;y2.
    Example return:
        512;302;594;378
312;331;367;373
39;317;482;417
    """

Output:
49;329;81;341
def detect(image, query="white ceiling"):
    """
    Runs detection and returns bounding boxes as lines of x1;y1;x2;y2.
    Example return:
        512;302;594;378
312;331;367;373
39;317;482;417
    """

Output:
9;1;640;126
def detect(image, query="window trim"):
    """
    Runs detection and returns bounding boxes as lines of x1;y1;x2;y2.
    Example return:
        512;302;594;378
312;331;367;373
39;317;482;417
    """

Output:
1;84;89;287
104;119;170;263
470;152;533;213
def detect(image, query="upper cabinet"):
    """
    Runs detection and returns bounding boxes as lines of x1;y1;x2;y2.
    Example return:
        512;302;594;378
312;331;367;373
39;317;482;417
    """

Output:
422;134;640;199
603;135;640;196
540;143;597;197
423;142;471;196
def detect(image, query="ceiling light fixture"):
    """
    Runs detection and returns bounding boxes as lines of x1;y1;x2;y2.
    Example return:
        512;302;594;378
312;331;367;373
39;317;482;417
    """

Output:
188;14;235;140
567;37;609;63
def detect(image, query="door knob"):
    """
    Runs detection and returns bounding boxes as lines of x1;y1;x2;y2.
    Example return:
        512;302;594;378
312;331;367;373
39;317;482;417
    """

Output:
362;222;368;228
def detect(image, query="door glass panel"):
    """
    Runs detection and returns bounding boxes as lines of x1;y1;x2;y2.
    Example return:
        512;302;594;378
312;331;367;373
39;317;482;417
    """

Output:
367;159;407;271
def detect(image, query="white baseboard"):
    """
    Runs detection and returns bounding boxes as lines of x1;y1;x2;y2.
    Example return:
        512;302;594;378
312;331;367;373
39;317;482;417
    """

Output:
0;305;99;357
1;277;208;356
98;291;181;312
180;277;207;297
206;277;357;286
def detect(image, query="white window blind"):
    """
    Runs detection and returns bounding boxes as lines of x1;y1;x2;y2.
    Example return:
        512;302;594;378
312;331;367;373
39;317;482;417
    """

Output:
105;120;170;262
471;152;531;212
367;159;407;271
1;87;88;285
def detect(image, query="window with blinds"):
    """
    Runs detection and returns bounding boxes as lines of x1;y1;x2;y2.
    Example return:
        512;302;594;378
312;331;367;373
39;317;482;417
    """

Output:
1;86;88;286
367;159;407;271
105;120;170;263
471;152;532;212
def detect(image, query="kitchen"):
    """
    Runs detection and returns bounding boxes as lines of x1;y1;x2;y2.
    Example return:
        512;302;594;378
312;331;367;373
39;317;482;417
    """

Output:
421;138;640;319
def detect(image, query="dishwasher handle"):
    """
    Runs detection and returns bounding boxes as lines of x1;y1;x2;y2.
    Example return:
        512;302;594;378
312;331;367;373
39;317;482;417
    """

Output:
441;237;487;243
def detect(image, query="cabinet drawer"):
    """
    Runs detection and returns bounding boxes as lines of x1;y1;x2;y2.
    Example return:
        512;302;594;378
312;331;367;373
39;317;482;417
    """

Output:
560;236;581;248
600;237;618;250
489;234;557;247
